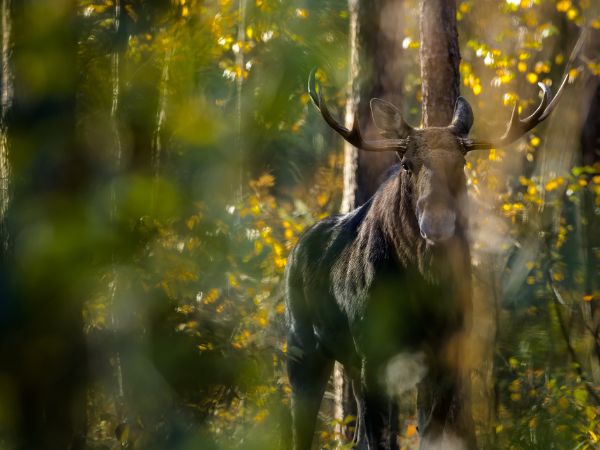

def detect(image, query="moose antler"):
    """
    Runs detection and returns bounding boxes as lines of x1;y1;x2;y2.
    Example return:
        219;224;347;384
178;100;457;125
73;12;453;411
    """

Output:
463;28;587;152
461;80;560;151
308;68;409;152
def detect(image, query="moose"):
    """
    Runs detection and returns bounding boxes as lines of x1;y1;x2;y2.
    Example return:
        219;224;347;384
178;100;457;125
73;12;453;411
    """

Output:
284;69;569;449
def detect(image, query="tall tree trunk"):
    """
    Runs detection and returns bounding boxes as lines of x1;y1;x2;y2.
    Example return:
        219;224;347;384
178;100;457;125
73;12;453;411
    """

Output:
108;0;126;424
5;1;87;448
235;0;247;200
579;28;600;381
0;0;11;255
335;0;406;441
419;0;478;447
419;0;460;127
342;0;405;212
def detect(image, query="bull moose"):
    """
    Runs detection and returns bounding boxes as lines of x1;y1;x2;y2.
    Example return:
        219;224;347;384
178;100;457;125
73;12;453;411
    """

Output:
284;68;570;449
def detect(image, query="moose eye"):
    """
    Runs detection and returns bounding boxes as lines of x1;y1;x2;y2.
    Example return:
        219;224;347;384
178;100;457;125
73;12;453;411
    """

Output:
401;161;412;173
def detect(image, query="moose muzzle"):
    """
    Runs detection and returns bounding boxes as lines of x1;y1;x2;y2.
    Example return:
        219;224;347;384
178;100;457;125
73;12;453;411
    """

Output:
417;196;456;245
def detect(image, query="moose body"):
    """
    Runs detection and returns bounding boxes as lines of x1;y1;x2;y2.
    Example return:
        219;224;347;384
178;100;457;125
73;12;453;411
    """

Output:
285;70;566;450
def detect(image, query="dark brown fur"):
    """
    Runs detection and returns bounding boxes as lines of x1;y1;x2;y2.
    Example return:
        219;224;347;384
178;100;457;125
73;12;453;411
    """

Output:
285;126;476;450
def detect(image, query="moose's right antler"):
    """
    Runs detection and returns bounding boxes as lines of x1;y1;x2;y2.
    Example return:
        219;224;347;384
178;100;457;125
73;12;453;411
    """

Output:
308;69;409;152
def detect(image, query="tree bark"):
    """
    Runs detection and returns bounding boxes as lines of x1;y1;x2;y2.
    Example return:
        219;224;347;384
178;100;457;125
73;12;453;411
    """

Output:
419;0;478;447
579;29;600;380
342;0;406;212
419;0;460;127
0;0;11;255
4;1;87;448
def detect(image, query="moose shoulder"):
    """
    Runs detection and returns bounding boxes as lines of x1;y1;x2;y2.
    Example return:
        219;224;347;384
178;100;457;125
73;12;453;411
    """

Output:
285;70;567;450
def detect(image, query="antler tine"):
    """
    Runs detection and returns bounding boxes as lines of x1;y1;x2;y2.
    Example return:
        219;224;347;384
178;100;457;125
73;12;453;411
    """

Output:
464;27;586;153
463;81;553;151
308;68;408;152
498;80;551;145
539;69;570;121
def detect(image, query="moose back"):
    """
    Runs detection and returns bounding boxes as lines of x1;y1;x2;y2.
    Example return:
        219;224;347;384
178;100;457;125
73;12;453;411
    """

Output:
284;70;566;450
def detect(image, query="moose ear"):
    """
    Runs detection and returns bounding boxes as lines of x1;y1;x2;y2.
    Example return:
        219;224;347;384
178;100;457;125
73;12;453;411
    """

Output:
370;98;413;139
448;97;474;137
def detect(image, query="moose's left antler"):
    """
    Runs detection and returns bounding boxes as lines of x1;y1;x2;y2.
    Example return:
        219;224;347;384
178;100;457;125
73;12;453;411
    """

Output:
462;27;587;152
460;77;565;151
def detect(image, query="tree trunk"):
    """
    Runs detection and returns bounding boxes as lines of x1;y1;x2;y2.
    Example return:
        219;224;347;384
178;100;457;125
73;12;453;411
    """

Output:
108;0;126;424
235;0;247;200
4;1;87;448
342;0;406;212
0;0;11;255
336;0;406;442
579;29;600;380
419;0;478;447
419;0;460;127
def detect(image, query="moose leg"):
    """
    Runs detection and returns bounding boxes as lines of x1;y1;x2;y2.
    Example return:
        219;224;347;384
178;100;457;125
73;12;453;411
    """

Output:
416;368;476;450
352;379;368;449
388;399;399;450
287;331;333;450
362;363;399;450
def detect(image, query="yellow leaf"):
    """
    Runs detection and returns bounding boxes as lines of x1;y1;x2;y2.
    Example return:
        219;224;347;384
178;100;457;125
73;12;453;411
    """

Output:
528;417;537;428
472;84;482;96
569;68;578;82
228;273;239;288
503;92;517;106
583;294;593;302
317;192;329;207
295;8;308;18
559;396;569;409
257;173;275;187
115;423;129;444
566;8;579;20
459;2;470;13
517;61;527;72
300;92;310;105
556;0;572;12
552;271;564;282
406;424;417;438
526;73;538;84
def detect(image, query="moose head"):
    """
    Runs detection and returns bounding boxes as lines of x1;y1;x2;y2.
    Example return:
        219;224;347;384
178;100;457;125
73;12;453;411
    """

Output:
308;69;569;246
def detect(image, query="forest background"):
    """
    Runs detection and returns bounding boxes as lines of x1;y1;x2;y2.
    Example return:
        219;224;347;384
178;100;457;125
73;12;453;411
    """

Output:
0;0;599;449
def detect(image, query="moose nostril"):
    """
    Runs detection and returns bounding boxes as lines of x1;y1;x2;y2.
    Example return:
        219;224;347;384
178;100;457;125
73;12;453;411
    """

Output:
419;211;456;244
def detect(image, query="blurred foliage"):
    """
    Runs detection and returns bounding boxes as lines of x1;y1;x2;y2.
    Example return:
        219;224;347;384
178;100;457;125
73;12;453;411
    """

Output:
0;0;599;449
